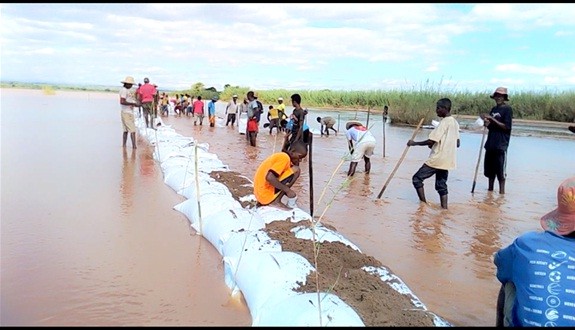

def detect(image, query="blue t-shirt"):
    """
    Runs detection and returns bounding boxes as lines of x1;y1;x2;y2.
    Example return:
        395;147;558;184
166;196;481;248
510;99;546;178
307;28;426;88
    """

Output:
208;101;216;116
285;119;309;131
494;230;575;327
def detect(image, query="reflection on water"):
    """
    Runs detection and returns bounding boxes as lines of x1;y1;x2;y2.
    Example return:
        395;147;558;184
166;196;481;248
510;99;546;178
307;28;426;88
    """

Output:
120;148;136;216
2;88;574;326
410;204;448;255
467;193;506;280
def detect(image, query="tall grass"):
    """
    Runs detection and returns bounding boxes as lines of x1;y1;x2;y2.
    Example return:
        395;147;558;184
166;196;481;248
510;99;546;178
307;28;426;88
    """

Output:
214;87;575;125
6;81;573;125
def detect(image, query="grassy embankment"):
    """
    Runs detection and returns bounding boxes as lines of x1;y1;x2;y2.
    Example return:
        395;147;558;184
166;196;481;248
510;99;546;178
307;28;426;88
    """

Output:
219;87;575;127
3;81;574;126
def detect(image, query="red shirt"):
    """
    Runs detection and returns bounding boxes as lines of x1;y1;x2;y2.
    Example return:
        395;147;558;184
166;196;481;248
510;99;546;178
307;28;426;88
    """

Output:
193;100;204;114
138;83;157;103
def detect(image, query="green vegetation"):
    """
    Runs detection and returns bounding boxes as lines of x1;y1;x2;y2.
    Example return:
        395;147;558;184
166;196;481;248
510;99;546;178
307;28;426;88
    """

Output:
3;80;574;125
2;81;117;93
217;86;575;125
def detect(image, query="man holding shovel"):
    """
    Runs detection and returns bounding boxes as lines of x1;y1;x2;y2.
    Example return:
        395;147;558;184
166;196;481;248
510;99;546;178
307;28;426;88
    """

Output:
407;98;460;209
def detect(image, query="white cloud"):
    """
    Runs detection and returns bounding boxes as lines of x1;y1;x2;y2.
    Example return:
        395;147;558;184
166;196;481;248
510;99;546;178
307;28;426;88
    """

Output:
1;3;574;92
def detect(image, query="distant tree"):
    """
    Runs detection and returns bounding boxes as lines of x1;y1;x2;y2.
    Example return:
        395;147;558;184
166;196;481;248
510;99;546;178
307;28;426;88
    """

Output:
191;82;205;95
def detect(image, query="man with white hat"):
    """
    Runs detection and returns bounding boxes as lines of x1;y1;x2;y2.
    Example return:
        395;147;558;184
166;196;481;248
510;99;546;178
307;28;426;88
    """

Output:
480;86;513;194
494;176;575;327
119;76;139;149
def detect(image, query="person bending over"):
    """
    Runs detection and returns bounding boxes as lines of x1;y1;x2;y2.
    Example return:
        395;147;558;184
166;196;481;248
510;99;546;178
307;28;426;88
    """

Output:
253;141;308;209
317;116;338;136
345;120;376;177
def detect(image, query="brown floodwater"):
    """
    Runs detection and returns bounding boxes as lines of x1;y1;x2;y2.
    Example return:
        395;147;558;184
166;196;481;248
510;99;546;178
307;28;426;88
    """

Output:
1;88;574;326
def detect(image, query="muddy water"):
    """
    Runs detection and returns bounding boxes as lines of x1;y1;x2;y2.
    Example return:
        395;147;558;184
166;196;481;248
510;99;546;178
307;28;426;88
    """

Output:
1;89;574;326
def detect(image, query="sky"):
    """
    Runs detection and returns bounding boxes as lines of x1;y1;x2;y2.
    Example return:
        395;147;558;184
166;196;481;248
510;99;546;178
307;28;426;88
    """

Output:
1;3;575;94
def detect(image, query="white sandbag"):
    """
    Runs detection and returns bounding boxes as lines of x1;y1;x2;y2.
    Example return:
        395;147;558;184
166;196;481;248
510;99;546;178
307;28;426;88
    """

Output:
197;158;228;173
222;230;282;293
198;207;266;255
173;193;241;227
163;166;213;193
232;251;315;320
255;205;312;224
253;292;365;326
153;143;186;163
166;145;228;173
292;223;362;252
179;179;232;200
238;112;247;134
160;155;194;173
239;193;257;205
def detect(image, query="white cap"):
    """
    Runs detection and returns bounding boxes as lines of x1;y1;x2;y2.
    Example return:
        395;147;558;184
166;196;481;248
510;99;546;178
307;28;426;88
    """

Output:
232;94;238;98
278;97;283;101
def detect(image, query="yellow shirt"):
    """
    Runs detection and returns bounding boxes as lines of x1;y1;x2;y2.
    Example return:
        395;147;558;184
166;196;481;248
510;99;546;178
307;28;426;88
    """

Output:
268;107;279;119
253;152;294;205
425;116;460;170
277;103;287;119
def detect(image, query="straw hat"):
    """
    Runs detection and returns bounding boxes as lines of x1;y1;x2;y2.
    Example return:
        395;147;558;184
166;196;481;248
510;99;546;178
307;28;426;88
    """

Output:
121;76;136;85
346;120;363;130
490;86;509;101
540;176;575;235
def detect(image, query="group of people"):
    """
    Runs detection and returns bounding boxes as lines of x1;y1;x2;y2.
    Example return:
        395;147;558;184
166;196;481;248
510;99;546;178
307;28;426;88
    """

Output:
251;86;574;327
120;78;575;326
250;86;513;212
116;78;552;215
406;86;512;209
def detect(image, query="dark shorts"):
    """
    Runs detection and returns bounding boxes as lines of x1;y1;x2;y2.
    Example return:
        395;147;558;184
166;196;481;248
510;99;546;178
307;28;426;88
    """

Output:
142;102;153;114
484;149;507;180
412;163;449;196
269;118;279;127
273;174;295;195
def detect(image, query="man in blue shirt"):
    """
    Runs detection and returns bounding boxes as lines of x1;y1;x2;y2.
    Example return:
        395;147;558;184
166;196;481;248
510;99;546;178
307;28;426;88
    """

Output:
208;96;217;127
494;176;575;327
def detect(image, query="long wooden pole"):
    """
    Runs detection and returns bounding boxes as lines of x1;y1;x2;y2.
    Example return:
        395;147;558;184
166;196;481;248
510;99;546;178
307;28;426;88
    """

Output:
382;105;389;158
376;117;425;199
382;112;386;158
471;126;487;194
308;133;314;217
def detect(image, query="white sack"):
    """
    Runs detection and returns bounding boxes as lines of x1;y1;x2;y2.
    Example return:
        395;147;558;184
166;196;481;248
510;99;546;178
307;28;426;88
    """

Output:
196;207;266;255
232;251;315;320
173;194;241;227
253;292;365;326
255;205;312;224
222;230;282;293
